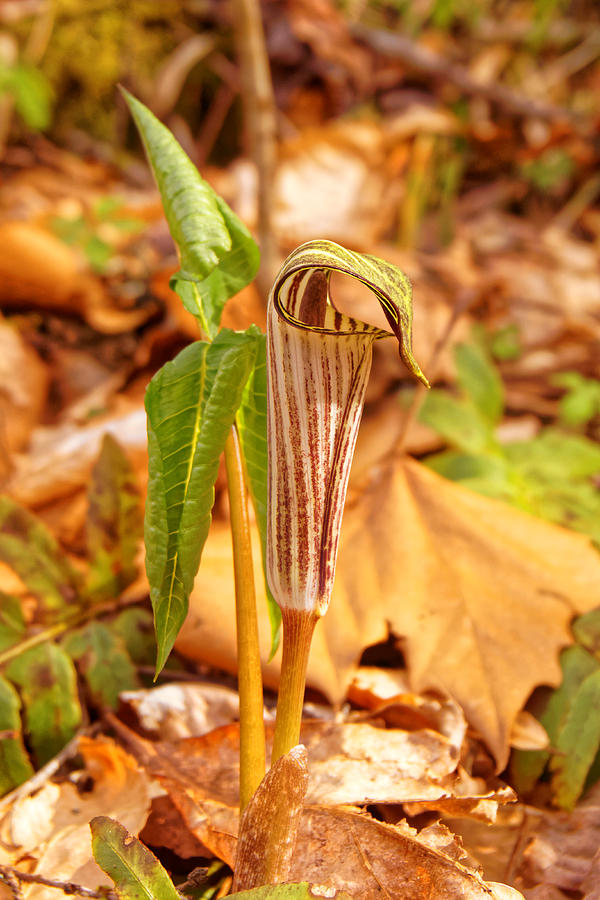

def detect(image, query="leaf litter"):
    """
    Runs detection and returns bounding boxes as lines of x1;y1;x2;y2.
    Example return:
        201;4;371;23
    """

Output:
0;1;599;896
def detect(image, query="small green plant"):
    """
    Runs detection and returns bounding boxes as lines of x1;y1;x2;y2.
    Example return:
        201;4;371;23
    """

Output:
50;196;146;273
419;338;600;547
511;608;600;809
0;435;154;796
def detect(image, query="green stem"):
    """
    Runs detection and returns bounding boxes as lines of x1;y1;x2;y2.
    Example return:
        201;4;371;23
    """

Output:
271;608;317;764
224;424;266;811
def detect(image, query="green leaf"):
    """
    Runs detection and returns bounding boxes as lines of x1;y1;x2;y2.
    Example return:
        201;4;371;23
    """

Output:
111;608;157;666
424;451;515;501
91;816;181;900
63;622;139;709
0;498;82;617
0;593;26;652
511;645;599;794
228;885;353;899
6;643;81;766
4;63;53;130
236;332;281;655
0;675;34;796
145;328;260;673
123;90;259;338
552;372;600;428
572;609;600;662
550;668;600;809
419;390;497;455
86;434;143;602
454;342;504;424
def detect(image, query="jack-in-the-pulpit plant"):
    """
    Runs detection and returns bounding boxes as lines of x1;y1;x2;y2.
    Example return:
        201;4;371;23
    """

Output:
88;90;431;897
267;241;428;761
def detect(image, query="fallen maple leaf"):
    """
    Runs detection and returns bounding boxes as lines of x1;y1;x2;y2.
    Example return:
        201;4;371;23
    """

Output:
178;455;600;772
331;456;600;770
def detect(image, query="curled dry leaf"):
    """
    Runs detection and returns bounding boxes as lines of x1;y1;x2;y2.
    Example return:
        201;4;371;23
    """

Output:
518;780;600;894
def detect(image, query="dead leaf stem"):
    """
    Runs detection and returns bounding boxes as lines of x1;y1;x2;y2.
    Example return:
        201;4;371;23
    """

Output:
224;424;266;810
352;24;585;130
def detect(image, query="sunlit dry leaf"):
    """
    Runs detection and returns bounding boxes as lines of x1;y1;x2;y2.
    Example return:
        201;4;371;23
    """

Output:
0;319;48;463
519;781;600;894
0;736;153;900
119;682;242;740
288;808;524;900
330;456;600;771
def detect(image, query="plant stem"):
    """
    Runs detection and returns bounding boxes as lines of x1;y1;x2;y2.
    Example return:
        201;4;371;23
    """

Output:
271;608;317;764
224;424;266;810
230;0;278;297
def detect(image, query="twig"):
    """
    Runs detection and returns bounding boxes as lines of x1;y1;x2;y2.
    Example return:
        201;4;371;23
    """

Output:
352;24;584;129
0;867;23;900
0;725;100;816
230;0;278;298
0;866;116;900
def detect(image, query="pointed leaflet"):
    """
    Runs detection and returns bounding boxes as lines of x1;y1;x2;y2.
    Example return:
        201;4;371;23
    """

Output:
0;497;82;617
0;592;26;651
123;90;259;338
267;240;427;616
0;675;34;795
6;642;81;765
86;433;142;602
63;622;139;709
236;333;281;652
91;816;180;900
145;328;259;673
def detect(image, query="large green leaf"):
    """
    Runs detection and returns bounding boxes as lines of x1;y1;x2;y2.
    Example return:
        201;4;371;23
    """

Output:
6;642;81;766
86;434;143;602
63;622;139;709
236;333;281;654
123;90;259;339
91;816;181;900
145;327;260;673
0;498;82;617
0;675;34;796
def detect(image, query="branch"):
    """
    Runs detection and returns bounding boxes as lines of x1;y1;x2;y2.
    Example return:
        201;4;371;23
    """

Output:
352;24;585;129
